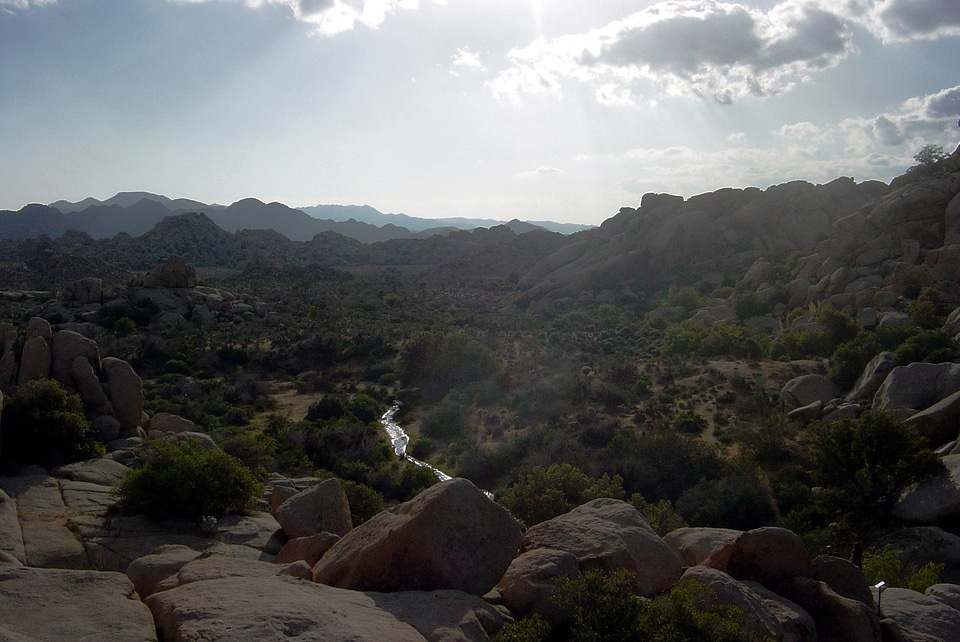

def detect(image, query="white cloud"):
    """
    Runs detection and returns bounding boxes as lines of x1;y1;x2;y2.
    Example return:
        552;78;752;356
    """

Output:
517;166;564;178
164;0;427;35
0;0;56;7
727;131;747;143
838;85;960;152
451;48;486;73
844;0;960;42
489;0;856;105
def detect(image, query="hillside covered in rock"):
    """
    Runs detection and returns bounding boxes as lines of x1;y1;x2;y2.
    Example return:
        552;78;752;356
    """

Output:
3;146;960;640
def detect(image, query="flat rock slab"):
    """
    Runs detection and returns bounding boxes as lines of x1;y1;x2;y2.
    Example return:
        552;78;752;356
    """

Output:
0;489;24;564
370;589;509;642
60;480;114;514
52;458;129;486
0;474;86;569
145;575;428;641
0;566;157;641
881;587;960;642
214;512;286;555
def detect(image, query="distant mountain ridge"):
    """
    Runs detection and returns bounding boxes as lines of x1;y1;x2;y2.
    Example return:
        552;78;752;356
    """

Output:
16;193;592;243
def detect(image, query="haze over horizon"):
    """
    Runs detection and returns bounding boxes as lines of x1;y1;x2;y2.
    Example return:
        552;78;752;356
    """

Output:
2;0;959;225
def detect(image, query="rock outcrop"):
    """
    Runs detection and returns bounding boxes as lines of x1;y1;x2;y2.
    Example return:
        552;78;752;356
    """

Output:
313;478;521;595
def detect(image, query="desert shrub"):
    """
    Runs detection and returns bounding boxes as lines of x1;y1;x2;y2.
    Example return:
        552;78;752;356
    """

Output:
306;395;347;422
348;393;381;424
0;379;104;466
770;329;832;360
399;331;500;401
676;474;778;530
667;286;705;315
817;308;860;349
600;429;725;502
497;463;624;527
220;432;276;478
662;322;766;360
733;291;771;321
906;289;946;329
550;571;763;642
672;409;708;434
862;545;943;593
420;396;469;439
112;439;262;520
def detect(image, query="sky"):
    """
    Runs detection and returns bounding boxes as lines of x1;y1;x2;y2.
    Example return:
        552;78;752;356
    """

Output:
1;0;959;225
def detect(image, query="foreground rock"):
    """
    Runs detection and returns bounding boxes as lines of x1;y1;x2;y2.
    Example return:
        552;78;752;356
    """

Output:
273;477;353;539
146;575;427;642
703;527;810;589
0;566;157;641
879;587;960;642
313;478;521;595
521;498;682;596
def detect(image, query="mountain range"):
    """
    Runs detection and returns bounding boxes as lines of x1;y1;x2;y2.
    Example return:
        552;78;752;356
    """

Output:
1;192;591;244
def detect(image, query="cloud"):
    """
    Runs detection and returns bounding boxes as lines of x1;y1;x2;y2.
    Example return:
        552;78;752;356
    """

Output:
0;0;56;7
489;0;855;105
846;0;960;42
451;48;486;73
517;166;564;178
839;85;960;152
163;0;427;35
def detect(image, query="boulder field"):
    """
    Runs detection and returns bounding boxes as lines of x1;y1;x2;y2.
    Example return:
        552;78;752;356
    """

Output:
3;463;960;641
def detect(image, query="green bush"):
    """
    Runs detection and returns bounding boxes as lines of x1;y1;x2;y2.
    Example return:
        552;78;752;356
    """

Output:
112;439;263;520
862;545;943;593
1;379;105;466
676;474;778;530
662;322;766;360
628;494;687;536
497;463;624;527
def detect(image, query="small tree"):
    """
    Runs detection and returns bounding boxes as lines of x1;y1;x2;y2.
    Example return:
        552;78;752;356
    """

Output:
497;463;624;527
809;411;944;529
913;143;947;168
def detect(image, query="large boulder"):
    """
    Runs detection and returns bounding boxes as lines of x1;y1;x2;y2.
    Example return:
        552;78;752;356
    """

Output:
743;580;819;642
702;527;810;589
71;356;111;415
313;479;521;596
146;575;427;641
50;330;100;391
846;351;897;402
874;362;960;413
926;583;960;611
100;357;143;432
495;548;579;624
274;477;353;539
146;412;196;435
0;566;157;641
894;454;960;524
663;527;742;567
810;554;875;608
776;576;881;642
521;498;682;597
273;532;340;567
781;375;840;408
905;390;960;447
880;587;960;642
17;336;50;385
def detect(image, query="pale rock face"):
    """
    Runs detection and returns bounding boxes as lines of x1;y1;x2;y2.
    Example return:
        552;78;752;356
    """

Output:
313;478;522;596
25;317;52;340
681;566;792;642
274;477;353;540
520;498;682;597
273;532;340;567
846;351;897;402
71;356;111;415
